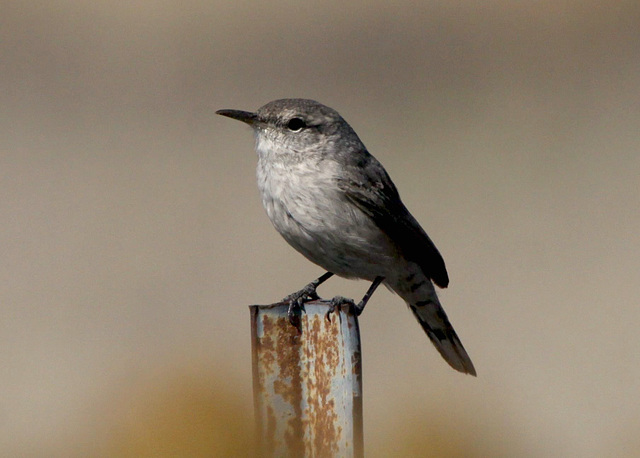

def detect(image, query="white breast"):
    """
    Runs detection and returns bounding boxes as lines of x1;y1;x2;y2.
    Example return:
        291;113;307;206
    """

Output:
255;142;399;280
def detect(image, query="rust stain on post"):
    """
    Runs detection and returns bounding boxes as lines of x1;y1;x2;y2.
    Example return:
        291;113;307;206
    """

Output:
250;301;363;458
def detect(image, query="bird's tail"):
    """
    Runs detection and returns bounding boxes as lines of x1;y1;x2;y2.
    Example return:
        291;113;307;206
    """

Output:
394;275;476;376
408;298;476;376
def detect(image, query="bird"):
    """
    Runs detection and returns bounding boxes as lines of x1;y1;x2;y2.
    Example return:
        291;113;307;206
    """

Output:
217;99;476;376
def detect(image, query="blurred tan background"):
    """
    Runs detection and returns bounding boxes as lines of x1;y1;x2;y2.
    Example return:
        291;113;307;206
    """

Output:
2;1;639;456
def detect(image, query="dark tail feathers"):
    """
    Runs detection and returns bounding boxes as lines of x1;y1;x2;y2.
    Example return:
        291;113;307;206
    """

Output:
409;301;476;376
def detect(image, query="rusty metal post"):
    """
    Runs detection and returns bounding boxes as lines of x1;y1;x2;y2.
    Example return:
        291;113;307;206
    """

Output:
250;300;363;458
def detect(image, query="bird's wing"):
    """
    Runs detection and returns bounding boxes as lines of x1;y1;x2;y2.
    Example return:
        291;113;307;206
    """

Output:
336;152;449;288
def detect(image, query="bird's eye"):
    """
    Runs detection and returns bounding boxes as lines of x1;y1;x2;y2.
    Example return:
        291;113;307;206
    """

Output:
286;118;306;132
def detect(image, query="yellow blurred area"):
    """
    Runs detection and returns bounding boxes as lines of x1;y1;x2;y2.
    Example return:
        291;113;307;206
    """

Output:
95;371;257;457
88;371;513;457
41;363;523;457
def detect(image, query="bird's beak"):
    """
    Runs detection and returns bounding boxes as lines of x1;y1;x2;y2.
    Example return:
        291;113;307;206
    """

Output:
216;109;259;126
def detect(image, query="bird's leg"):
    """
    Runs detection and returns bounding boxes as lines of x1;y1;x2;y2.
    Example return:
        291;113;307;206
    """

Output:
283;271;334;305
353;276;384;315
325;276;385;322
283;272;334;327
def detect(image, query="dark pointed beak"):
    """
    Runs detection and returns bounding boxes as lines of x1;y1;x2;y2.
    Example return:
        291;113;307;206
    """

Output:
216;109;259;125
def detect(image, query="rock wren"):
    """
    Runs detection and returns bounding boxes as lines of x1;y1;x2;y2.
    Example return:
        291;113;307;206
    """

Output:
217;99;476;376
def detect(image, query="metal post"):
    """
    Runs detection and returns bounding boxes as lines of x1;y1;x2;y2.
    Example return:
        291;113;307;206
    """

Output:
250;300;363;458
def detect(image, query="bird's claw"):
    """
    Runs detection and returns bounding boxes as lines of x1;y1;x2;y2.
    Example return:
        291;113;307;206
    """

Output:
282;283;319;306
325;295;355;322
283;284;321;331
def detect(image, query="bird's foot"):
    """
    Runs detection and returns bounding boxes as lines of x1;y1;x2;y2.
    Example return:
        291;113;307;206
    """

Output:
325;295;355;322
282;282;321;331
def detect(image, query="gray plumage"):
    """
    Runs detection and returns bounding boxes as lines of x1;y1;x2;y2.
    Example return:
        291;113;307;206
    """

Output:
217;99;476;376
